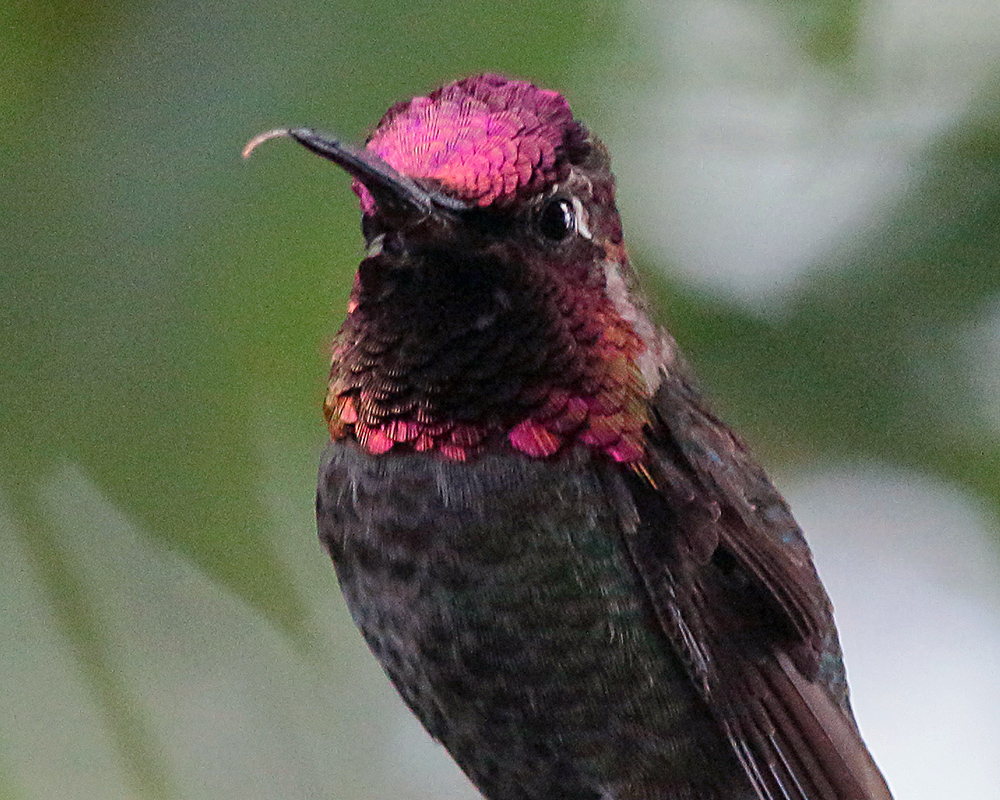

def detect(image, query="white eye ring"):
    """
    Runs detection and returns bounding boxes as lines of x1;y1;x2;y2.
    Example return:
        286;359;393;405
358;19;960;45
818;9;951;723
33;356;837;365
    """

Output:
571;196;593;240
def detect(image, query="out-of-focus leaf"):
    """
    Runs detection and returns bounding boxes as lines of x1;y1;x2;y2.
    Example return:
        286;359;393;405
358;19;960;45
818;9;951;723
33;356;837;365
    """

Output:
7;487;174;800
764;0;864;64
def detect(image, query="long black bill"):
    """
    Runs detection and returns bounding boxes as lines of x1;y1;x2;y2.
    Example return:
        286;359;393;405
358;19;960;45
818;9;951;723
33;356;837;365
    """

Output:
243;127;468;221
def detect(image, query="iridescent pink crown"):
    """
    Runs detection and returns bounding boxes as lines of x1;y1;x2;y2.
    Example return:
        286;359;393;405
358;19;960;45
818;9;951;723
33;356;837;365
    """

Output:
355;73;584;211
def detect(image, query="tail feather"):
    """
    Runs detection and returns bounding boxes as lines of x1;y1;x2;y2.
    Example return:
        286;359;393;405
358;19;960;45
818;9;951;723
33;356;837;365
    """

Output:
722;653;892;800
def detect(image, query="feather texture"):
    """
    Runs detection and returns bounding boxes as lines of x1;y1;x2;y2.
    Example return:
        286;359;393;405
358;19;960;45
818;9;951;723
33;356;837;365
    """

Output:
601;370;894;800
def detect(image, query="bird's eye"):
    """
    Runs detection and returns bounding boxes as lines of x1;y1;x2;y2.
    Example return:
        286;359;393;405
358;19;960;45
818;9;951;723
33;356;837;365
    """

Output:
536;196;576;242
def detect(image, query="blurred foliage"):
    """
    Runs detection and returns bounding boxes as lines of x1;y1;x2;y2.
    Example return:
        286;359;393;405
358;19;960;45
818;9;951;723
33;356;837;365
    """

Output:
2;0;998;797
767;0;864;63
657;77;1000;516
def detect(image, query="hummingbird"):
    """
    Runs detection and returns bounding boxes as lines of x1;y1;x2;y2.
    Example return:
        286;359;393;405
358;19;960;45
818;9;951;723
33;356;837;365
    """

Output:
245;73;893;800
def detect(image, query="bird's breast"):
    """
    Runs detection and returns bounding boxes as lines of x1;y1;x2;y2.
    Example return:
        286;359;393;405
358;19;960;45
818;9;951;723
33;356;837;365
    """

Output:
317;442;752;800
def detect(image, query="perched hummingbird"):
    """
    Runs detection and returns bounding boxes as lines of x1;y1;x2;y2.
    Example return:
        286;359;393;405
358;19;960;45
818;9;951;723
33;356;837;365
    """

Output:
245;74;893;800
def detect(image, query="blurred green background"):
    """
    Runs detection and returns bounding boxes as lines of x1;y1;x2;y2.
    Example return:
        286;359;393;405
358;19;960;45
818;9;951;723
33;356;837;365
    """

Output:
3;0;1000;798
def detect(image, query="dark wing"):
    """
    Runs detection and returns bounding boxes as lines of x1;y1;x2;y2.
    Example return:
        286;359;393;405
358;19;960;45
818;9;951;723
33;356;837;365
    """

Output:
605;368;893;800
